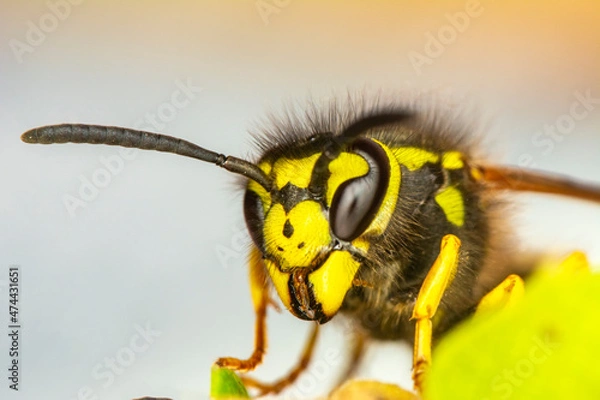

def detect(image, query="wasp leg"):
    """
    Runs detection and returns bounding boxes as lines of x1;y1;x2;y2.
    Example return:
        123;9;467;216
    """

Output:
411;234;461;393
330;331;367;392
556;251;591;275
215;248;270;372
133;397;172;400
476;274;525;314
241;323;320;396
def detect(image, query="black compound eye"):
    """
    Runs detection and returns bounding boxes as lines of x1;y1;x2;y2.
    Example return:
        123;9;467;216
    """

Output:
243;190;265;250
330;139;390;242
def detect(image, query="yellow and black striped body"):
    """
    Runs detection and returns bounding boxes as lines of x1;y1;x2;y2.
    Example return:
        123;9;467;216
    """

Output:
243;108;492;342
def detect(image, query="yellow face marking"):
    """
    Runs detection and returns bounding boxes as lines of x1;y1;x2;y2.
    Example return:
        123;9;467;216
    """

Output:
263;201;331;270
264;258;292;311
308;251;361;317
393;147;439;171
442;151;464;170
362;139;401;237
248;160;272;210
350;237;370;253
258;159;272;176
434;186;465;227
272;153;320;189
326;152;370;205
255;139;405;321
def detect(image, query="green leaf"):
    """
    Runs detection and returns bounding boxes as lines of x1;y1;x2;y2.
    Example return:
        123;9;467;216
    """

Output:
424;272;600;399
210;365;250;399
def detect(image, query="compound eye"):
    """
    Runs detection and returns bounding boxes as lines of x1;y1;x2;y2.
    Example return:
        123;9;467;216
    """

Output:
330;139;390;242
243;190;265;251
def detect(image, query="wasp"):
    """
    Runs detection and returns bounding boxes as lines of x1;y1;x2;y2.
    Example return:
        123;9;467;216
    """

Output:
20;100;600;397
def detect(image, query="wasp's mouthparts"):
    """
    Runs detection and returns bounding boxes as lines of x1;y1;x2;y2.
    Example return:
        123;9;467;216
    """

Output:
288;270;331;324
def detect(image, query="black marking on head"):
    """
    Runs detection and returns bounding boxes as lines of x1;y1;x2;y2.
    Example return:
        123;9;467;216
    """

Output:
283;219;294;238
272;183;312;213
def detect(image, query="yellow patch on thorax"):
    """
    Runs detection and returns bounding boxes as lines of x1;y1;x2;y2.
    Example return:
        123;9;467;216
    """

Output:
392;147;439;171
442;151;464;170
435;186;465;227
389;146;466;227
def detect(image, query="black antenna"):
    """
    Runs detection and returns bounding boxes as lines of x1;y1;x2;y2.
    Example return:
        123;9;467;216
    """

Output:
21;124;272;191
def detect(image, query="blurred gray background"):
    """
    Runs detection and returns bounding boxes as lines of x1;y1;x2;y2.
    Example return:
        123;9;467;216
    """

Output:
1;1;599;399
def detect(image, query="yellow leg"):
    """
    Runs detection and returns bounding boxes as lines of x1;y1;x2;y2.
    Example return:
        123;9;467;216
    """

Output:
411;234;461;392
215;247;270;372
556;251;591;276
241;323;320;396
476;274;525;314
477;251;589;316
